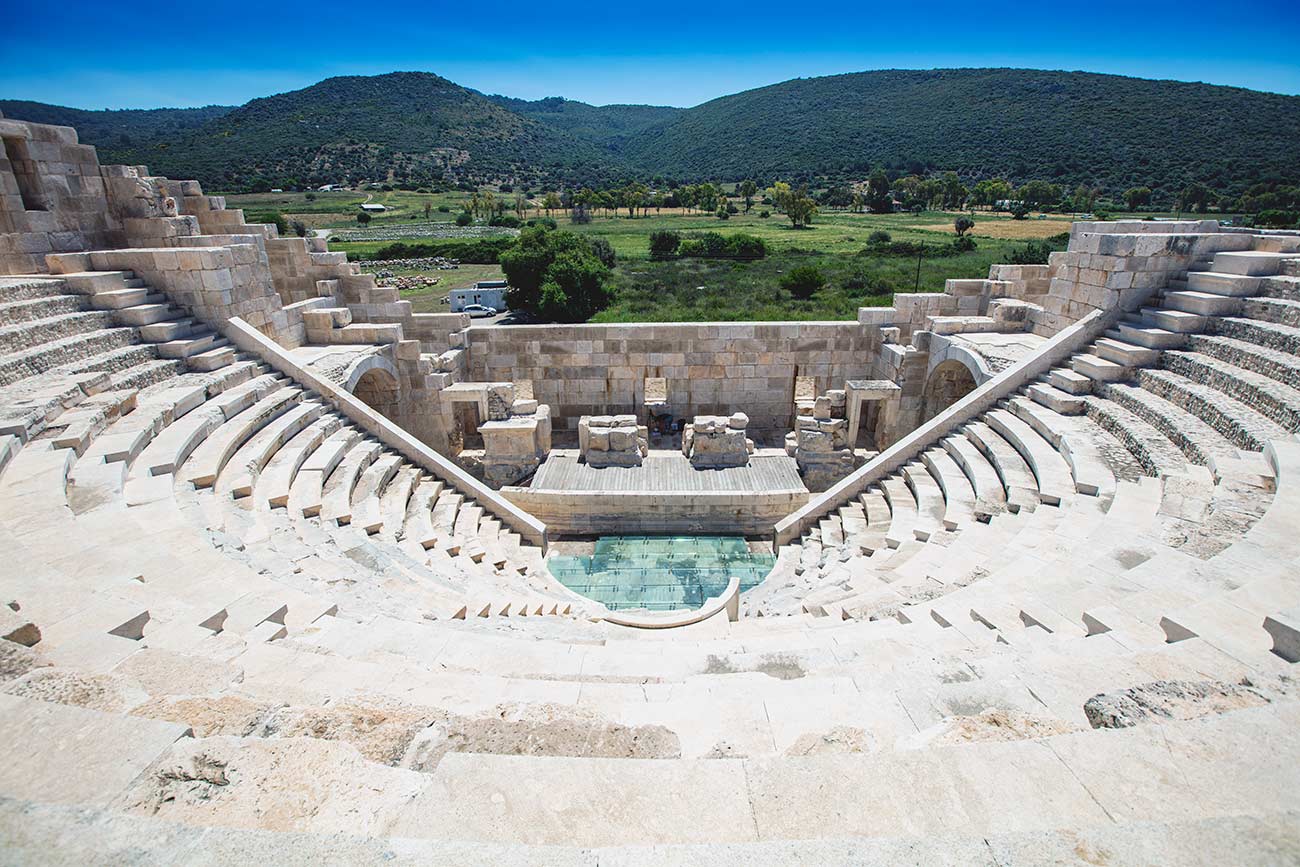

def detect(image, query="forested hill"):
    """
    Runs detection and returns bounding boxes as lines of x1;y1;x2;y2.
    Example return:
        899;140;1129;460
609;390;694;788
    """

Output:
4;68;1298;196
484;95;682;156
623;69;1300;196
0;100;233;157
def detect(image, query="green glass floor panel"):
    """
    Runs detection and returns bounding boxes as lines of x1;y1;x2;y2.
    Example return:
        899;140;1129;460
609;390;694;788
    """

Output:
549;535;775;611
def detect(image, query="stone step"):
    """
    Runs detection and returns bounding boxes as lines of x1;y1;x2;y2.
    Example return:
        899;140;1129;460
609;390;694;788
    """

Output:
113;302;180;327
1027;381;1085;415
1259;275;1300;302
1071;353;1129;383
1093;337;1161;367
181;386;305;488
138;317;198;342
1046;367;1092;395
1211;250;1300;276
939;434;1008;517
186;343;237;373
1186;271;1262;297
156;330;219;360
984;408;1073;506
1083;395;1189;478
1139;306;1207;333
1161;290;1242;317
87;286;152;310
1117;320;1186;349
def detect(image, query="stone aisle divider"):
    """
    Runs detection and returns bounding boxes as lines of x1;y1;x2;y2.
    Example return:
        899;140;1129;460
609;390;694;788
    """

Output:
225;317;548;548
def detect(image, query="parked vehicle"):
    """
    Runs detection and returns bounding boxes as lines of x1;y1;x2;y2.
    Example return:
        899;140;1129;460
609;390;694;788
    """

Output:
462;303;498;318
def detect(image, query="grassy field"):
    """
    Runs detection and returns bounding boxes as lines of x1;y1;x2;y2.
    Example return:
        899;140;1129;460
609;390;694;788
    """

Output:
224;189;470;229
227;192;1073;322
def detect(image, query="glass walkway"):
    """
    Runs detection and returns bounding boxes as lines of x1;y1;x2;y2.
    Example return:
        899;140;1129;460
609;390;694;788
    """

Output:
548;535;775;611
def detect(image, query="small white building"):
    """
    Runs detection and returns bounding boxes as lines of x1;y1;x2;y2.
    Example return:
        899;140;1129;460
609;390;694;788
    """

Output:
359;203;387;213
451;280;508;313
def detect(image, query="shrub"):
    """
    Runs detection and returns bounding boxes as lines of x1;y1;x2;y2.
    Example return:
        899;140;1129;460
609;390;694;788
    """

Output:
1010;202;1029;220
355;237;516;263
1009;240;1054;265
291;220;308;238
716;207;730;220
356;211;371;225
722;234;767;260
305;192;316;201
952;235;977;252
844;274;894;296
587;237;616;268
1256;209;1299;229
780;265;826;299
437;204;451;213
455;212;472;227
488;214;522;228
759;210;771;218
649;230;681;260
867;229;891;244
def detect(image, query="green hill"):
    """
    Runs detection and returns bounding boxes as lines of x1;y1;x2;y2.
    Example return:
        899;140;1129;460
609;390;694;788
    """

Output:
4;68;1297;197
0;100;233;161
484;95;682;157
622;68;1300;197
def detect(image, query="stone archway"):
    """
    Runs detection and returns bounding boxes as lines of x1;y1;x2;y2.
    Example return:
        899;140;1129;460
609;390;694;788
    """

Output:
351;363;401;424
920;358;977;422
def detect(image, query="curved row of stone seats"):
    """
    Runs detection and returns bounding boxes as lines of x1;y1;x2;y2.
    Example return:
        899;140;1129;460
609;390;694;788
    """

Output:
4;795;1299;865
754;243;1299;621
0;429;1295;847
0;271;581;627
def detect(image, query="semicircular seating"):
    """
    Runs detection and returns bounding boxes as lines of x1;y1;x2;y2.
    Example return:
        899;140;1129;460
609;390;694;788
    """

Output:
1;247;1299;860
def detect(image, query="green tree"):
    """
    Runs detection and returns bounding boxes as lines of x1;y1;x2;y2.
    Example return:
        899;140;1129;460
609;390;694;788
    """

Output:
781;265;826;299
423;201;432;220
1124;186;1153;210
866;170;893;213
499;227;612;321
649;230;681;259
1016;180;1062;211
455;211;472;226
768;181;818;228
356;211;371;225
954;216;975;236
542;192;562;216
739;179;758;212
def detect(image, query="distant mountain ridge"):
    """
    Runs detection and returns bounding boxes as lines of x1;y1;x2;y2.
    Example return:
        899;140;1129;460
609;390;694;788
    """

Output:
4;68;1298;196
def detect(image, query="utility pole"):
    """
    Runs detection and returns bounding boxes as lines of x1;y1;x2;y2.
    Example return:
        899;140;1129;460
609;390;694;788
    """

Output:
914;243;924;293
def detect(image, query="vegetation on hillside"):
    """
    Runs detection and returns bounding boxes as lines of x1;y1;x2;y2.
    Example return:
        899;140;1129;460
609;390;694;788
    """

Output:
7;69;1297;202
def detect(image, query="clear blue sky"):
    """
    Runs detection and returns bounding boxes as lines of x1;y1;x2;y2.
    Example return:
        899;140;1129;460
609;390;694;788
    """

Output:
3;0;1299;109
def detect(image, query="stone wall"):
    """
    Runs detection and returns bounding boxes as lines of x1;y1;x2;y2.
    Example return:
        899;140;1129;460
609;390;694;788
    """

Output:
465;321;880;441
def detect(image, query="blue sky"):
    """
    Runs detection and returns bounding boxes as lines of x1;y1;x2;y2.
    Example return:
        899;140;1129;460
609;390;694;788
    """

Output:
3;0;1299;109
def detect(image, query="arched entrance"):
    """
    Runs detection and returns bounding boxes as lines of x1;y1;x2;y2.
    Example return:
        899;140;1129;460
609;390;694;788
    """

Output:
351;364;401;423
920;359;977;422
